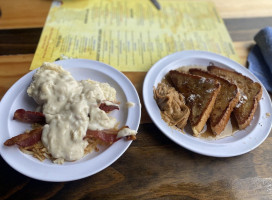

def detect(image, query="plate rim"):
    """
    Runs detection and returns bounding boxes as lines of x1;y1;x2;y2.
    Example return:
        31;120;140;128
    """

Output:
0;59;141;182
143;50;272;157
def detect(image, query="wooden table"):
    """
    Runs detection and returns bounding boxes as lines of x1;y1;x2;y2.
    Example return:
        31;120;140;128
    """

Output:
1;0;272;199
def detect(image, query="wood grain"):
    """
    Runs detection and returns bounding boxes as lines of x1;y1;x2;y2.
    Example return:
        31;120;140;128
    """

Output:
0;0;51;29
1;124;271;199
1;0;272;29
0;54;32;98
0;28;41;55
225;17;272;42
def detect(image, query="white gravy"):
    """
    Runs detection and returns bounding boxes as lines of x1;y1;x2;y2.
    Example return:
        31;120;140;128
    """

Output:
27;62;135;162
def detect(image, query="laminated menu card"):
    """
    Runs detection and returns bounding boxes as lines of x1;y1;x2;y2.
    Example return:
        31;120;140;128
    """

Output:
30;0;239;71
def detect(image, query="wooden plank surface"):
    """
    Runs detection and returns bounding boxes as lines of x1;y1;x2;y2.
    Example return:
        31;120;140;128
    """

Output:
1;0;272;199
1;124;271;199
0;0;51;29
1;0;272;29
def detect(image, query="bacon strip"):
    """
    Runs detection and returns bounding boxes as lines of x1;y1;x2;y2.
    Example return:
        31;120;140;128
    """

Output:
13;104;119;124
4;128;119;147
8;108;134;148
85;129;120;145
85;126;136;145
99;103;119;113
4;126;135;148
4;127;43;148
13;109;46;124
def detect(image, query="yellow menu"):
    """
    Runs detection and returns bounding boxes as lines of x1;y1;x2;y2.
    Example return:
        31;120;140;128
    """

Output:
30;0;239;71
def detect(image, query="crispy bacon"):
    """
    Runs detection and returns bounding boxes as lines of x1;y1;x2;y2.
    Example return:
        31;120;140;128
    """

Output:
13;109;46;124
126;135;137;141
4;126;136;148
13;104;118;124
4;127;43;148
85;126;136;145
7;108;134;148
85;129;120;145
99;103;119;113
4;128;119;148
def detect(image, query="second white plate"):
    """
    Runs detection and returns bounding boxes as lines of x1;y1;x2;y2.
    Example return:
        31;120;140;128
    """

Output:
143;50;272;157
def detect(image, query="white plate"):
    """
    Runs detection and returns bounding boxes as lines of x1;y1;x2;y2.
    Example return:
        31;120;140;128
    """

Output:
0;59;141;181
143;50;272;157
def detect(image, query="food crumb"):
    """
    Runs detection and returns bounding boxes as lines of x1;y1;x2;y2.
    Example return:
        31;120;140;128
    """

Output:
126;102;135;108
53;158;64;165
266;113;271;118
